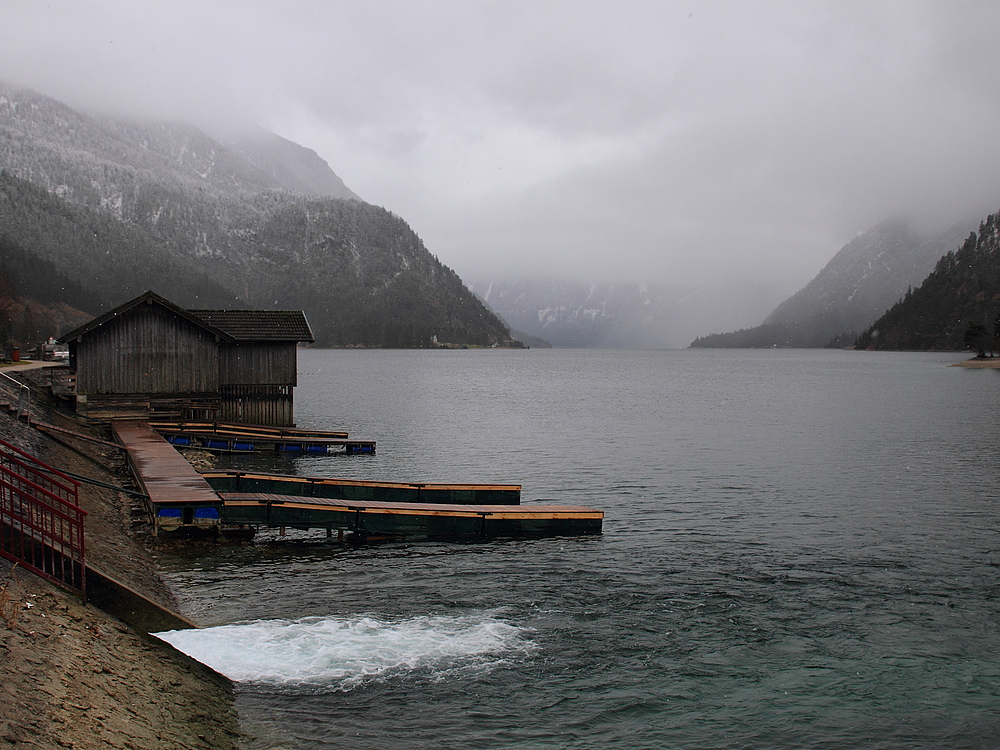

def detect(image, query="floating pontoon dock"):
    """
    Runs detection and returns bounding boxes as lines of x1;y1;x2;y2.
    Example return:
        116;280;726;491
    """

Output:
220;493;603;540
112;421;225;533
201;470;521;505
113;422;602;539
148;420;375;454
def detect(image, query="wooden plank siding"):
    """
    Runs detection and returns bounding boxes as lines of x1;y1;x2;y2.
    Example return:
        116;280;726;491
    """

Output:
219;385;293;426
217;341;298;426
61;292;314;427
76;394;221;423
74;303;220;395
218;342;298;386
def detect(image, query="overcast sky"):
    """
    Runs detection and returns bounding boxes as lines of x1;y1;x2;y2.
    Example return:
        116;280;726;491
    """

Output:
5;0;1000;332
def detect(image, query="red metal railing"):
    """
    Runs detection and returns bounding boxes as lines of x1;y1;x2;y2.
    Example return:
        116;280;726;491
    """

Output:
0;438;86;599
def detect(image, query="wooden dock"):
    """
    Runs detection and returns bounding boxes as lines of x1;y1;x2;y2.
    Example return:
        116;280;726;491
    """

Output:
111;421;224;532
113;422;603;540
201;470;521;505
220;493;604;541
148;420;376;454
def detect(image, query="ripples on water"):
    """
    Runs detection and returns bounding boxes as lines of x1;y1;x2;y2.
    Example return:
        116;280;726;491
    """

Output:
156;349;1000;749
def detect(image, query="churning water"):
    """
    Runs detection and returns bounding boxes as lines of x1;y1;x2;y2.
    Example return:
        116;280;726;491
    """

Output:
156;348;1000;749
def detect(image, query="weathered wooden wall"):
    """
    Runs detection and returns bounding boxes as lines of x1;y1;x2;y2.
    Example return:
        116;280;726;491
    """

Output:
75;304;219;395
67;298;303;426
75;394;222;423
219;385;293;427
218;343;297;386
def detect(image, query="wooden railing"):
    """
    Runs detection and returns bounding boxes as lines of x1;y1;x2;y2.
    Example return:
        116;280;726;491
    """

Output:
48;365;76;398
0;371;30;421
0;438;86;599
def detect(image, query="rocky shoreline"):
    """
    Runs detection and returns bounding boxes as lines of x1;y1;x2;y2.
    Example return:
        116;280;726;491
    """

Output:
0;375;242;749
950;356;1000;368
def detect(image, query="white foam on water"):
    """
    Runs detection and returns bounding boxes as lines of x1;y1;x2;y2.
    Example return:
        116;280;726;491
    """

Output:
155;612;533;690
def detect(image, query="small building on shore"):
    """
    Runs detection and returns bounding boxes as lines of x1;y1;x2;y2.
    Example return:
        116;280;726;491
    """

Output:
58;291;314;426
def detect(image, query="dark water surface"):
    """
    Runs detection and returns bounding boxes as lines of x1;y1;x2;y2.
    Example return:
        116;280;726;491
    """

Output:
157;349;1000;749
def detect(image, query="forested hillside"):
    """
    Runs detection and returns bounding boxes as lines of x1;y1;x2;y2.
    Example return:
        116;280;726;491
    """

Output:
240;198;509;346
856;213;1000;351
690;218;972;348
0;170;239;308
0;82;510;348
689;323;812;349
0;234;97;346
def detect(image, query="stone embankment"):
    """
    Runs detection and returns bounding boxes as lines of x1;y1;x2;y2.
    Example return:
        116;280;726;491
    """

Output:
0;367;241;749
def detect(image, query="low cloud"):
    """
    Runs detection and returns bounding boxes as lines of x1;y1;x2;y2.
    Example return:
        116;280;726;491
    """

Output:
5;0;1000;334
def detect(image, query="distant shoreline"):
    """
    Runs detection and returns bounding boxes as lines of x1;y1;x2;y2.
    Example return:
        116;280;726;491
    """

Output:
950;357;1000;368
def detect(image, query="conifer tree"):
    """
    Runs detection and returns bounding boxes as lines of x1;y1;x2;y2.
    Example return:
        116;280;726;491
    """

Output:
963;321;989;357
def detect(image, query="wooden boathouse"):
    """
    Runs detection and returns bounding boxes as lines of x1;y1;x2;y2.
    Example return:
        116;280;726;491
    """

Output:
58;291;314;426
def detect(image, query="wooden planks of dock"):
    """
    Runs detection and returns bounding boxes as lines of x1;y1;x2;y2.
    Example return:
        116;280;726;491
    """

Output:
147;420;349;440
113;421;604;540
148;420;375;454
111;421;223;532
220;492;604;540
201;470;522;505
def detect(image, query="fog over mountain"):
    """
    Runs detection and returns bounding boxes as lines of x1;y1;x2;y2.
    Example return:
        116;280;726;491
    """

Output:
471;278;789;349
690;216;982;348
6;2;1000;338
857;210;1000;351
0;83;512;348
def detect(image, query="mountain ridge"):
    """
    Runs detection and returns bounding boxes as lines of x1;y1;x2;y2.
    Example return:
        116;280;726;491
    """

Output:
0;81;356;202
856;212;1000;351
471;279;686;348
0;83;511;348
690;217;976;348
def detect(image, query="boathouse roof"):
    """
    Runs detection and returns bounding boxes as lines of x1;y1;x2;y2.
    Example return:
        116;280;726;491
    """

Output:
59;291;315;344
59;290;236;343
188;309;315;343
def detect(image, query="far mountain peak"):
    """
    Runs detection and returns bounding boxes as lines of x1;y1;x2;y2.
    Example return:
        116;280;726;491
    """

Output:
690;216;978;348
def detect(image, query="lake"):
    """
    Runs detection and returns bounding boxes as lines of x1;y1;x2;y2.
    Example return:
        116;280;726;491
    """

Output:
157;348;1000;749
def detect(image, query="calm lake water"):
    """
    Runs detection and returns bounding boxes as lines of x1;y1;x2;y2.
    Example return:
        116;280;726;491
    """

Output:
156;348;1000;749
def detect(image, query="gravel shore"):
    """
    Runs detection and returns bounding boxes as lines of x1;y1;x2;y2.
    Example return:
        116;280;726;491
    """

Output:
950;356;1000;367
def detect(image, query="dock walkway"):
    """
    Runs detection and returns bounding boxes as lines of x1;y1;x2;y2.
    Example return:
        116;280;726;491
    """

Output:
113;421;603;540
201;470;522;505
149;420;376;454
112;421;222;531
221;492;604;540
